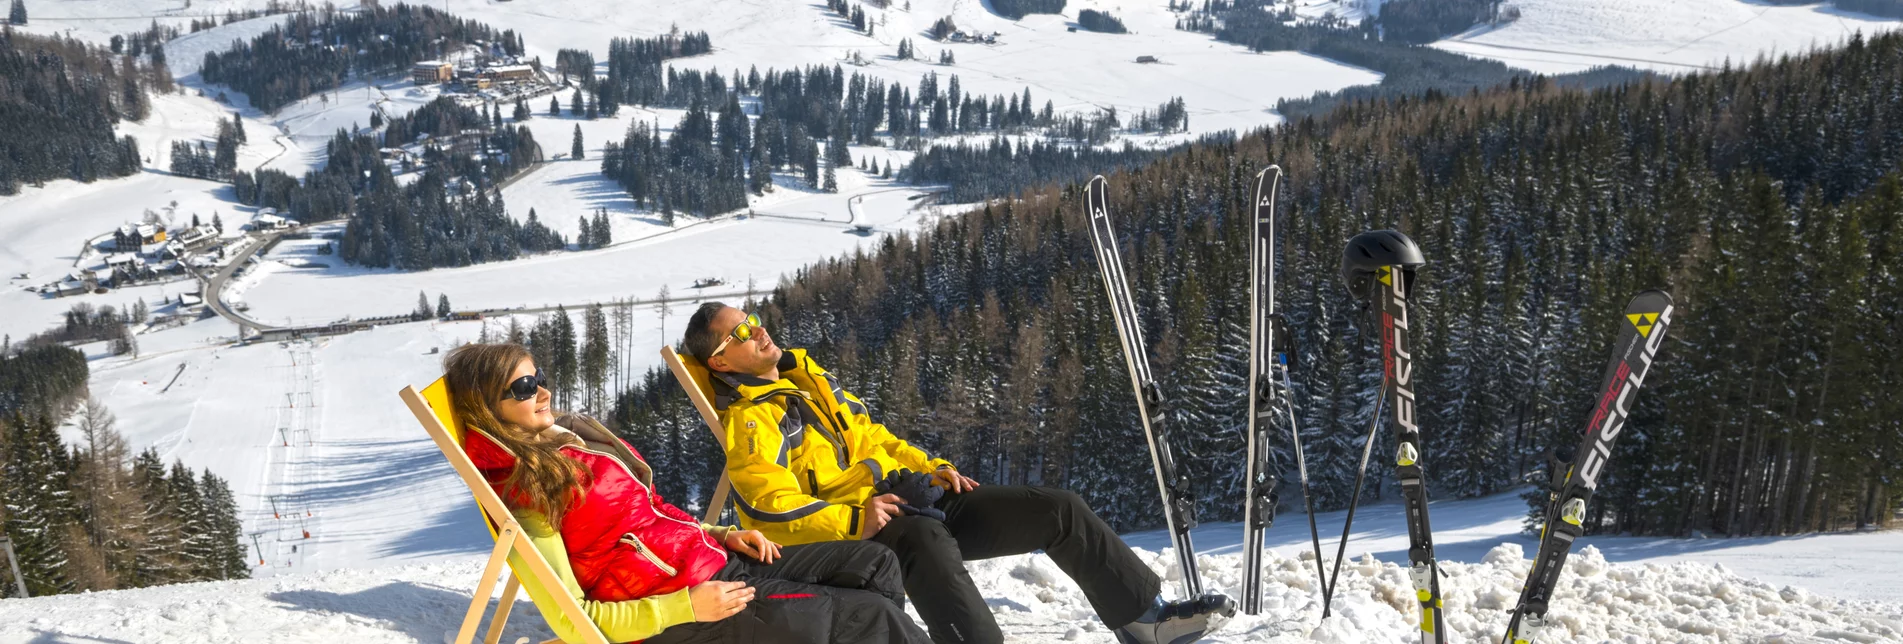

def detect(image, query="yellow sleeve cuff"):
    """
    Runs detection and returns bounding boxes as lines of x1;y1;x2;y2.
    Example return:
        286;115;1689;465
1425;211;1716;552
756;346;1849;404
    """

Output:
653;587;698;628
701;524;737;542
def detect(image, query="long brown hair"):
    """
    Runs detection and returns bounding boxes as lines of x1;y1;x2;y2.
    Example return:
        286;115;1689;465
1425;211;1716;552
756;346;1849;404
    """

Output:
443;343;585;524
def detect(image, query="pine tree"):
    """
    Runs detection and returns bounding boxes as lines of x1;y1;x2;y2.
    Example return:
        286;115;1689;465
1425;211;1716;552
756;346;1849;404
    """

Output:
166;461;212;579
8;0;26;25
415;291;432;320
570;89;583;116
128;448;181;586
550;307;579;409
549;95;562;117
437;294;452;318
3;415;77;596
582;304;611;416
593;210;612;246
572;125;585;160
197;470;248;580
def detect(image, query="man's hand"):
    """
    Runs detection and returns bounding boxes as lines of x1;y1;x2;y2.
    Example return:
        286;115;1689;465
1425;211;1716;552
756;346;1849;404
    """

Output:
688;580;753;622
932;467;979;494
723;529;781;564
859;493;905;539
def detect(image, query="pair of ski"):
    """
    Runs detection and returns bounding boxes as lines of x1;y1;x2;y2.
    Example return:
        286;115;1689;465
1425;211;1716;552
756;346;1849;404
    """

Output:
1083;171;1675;644
1078;169;1419;621
1234;168;1445;638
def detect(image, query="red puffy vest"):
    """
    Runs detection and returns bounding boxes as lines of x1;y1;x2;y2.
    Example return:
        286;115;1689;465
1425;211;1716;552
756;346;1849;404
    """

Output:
463;417;729;602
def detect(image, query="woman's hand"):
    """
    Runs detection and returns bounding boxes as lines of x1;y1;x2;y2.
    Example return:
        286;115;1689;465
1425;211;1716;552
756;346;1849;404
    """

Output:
932;467;979;493
688;580;753;622
723;529;782;563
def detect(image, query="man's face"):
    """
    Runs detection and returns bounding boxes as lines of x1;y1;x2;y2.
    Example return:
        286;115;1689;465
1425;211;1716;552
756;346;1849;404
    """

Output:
706;305;781;376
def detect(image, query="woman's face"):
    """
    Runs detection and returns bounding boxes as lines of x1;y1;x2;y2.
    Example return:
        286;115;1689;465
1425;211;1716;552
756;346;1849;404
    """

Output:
494;357;555;431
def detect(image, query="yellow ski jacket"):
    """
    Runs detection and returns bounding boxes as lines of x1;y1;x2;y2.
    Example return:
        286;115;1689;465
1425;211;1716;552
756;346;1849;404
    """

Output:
711;349;954;545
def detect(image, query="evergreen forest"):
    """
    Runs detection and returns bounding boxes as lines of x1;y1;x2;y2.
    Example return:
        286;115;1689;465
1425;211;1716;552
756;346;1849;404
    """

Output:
197;4;525;112
0;29;157;195
603;31;1903;538
0;348;249;597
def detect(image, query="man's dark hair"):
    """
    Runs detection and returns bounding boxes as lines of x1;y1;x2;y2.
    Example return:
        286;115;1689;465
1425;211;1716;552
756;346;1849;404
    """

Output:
683;302;729;364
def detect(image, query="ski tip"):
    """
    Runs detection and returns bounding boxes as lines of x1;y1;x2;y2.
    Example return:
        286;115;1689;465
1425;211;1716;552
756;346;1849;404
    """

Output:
1632;289;1674;305
1256;165;1283;179
1089;175;1107;186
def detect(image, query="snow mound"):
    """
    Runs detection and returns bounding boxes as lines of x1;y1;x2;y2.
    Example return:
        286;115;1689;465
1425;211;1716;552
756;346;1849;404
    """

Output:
4;544;1900;643
1482;542;1523;565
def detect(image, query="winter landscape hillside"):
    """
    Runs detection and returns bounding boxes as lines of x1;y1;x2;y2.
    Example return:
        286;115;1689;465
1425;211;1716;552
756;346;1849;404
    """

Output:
3;0;1903;642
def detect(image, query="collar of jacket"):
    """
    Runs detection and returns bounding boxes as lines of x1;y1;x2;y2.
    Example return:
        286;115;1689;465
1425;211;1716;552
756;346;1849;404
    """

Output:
464;414;653;489
709;348;813;410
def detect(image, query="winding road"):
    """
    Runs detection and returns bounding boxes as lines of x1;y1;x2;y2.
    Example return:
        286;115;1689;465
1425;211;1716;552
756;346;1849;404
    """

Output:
203;232;284;334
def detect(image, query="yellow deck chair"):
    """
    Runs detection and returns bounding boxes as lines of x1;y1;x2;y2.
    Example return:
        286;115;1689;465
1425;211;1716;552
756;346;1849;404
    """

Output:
398;380;611;644
660;346;735;525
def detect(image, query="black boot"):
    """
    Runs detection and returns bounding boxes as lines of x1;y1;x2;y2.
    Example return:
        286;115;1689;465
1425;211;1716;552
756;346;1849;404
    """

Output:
1113;594;1237;644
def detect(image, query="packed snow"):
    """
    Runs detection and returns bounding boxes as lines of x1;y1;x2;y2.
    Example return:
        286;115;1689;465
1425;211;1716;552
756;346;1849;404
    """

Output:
2;487;1900;643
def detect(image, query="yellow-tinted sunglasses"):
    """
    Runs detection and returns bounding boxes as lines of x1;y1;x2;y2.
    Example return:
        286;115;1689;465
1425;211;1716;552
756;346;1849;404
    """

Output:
712;313;762;356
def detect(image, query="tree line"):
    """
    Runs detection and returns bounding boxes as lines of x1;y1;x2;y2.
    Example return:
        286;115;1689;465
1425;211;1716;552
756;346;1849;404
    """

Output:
198;3;525;112
586;59;1189;218
611;31;1903;537
0;348;248;598
1078;9;1128;34
222;95;557;270
1376;0;1501;44
169;113;247;180
0;28;156;195
600;31;714;110
9;303;146;359
990;0;1065;20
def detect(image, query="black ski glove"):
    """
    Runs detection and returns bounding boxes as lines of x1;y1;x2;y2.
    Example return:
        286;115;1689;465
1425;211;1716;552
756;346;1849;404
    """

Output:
873;469;946;521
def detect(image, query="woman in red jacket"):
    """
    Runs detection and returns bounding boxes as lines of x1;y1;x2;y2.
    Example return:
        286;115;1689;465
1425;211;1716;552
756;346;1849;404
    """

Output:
445;342;928;643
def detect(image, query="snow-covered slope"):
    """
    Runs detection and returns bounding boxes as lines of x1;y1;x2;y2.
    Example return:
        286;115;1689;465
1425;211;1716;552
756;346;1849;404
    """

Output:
9;3;1903;641
3;491;1899;643
426;0;1378;139
1433;0;1903;74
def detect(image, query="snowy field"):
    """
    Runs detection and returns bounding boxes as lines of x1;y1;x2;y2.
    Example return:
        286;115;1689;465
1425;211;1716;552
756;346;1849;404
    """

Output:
1433;0;1903;74
232;167;943;327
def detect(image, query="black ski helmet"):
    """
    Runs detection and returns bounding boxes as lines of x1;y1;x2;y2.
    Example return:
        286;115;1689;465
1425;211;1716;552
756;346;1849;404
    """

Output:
1341;229;1425;296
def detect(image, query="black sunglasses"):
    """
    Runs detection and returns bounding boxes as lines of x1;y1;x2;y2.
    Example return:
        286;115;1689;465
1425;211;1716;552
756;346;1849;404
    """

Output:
503;368;547;402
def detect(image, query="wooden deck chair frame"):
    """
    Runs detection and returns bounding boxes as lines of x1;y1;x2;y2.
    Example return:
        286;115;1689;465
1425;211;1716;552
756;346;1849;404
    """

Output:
399;381;610;644
660;346;734;525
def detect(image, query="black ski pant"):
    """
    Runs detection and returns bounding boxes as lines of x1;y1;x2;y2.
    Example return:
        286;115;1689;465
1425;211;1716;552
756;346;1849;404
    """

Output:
648;540;930;644
869;485;1161;644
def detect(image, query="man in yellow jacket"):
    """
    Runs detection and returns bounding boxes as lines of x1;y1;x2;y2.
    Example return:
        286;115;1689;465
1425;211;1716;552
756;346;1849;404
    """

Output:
685;302;1233;644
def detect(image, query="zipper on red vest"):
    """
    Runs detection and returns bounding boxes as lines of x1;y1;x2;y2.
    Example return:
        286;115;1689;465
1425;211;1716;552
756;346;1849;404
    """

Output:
560;440;724;560
619;533;679;577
